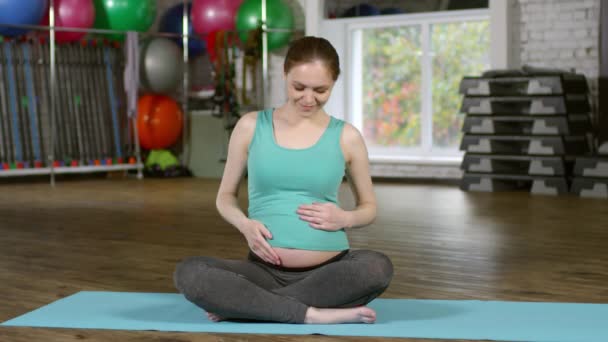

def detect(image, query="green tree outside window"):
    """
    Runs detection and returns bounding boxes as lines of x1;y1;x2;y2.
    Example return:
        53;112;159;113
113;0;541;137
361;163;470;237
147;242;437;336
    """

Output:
360;20;489;153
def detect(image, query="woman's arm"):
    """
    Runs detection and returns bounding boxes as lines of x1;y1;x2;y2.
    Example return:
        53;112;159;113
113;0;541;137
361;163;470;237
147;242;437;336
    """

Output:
216;112;281;265
215;112;255;230
340;123;377;228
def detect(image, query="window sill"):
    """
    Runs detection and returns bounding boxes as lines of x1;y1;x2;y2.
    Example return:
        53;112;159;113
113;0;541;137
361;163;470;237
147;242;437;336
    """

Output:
368;156;464;180
369;155;463;166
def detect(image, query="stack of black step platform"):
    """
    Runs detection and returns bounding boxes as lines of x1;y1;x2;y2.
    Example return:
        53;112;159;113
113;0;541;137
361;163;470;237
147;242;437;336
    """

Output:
458;66;593;195
571;142;608;198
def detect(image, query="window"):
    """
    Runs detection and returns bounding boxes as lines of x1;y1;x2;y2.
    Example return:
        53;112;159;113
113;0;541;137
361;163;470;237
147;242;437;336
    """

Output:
348;10;490;160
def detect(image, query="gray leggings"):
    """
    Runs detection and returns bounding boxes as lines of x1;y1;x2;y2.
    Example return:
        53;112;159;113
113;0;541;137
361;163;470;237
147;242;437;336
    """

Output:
173;249;393;323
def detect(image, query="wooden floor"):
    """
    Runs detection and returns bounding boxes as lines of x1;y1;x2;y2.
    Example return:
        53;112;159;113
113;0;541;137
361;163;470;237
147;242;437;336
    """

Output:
0;177;607;342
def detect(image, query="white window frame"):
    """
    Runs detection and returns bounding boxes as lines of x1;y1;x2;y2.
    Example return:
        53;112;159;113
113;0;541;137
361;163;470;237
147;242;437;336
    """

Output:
347;9;490;162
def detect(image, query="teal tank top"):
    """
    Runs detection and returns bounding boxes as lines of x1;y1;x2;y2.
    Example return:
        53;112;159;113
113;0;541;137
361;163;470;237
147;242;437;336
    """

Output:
247;109;350;251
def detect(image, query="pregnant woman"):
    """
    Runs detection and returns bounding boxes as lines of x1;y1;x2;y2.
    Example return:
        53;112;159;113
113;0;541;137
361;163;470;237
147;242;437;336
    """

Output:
174;36;393;324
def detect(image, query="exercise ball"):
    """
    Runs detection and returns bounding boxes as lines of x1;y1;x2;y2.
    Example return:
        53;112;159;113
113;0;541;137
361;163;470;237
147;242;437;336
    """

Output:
159;2;205;56
341;4;380;17
235;0;294;51
93;0;156;40
192;0;242;35
140;38;184;94
0;0;48;37
41;0;95;43
137;94;183;150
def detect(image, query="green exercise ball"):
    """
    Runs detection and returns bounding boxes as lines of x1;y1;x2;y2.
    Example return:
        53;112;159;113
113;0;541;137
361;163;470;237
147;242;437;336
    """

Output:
236;0;294;51
93;0;157;40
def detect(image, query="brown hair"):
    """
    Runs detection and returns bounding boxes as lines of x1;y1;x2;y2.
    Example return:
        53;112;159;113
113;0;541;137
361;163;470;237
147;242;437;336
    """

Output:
283;36;341;81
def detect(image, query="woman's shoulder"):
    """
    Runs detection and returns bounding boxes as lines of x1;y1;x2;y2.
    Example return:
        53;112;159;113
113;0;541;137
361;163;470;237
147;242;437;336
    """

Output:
235;110;265;133
228;111;260;148
338;121;367;162
339;121;364;145
238;111;259;126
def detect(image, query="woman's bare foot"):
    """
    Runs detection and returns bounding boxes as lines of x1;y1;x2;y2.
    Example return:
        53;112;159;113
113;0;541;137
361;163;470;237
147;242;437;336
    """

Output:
206;312;224;322
304;306;376;324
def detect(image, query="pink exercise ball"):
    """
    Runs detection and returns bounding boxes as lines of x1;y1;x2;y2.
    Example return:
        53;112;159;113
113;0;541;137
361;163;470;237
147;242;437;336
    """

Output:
192;0;242;35
41;0;95;43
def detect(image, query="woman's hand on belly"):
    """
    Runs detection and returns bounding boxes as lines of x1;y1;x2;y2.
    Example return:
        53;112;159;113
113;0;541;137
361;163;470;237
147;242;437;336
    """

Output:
240;219;282;265
296;202;349;231
273;247;342;268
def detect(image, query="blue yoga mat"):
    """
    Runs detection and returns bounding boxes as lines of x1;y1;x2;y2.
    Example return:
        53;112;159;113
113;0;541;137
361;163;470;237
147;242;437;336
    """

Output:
2;291;606;341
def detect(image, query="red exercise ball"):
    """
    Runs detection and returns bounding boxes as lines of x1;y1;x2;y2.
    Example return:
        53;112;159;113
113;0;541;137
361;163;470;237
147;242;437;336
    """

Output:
137;94;183;150
41;0;95;43
192;0;242;35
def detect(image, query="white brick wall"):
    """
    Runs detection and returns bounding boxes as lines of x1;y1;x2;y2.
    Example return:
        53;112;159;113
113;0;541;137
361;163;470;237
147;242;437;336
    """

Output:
514;0;600;127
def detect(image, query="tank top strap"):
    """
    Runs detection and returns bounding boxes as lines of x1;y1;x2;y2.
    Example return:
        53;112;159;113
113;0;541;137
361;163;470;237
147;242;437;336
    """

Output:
250;109;272;149
319;116;345;147
256;108;272;134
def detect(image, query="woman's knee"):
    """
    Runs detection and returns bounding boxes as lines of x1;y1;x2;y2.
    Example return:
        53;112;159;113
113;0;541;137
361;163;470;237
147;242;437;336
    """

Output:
352;250;394;289
173;256;213;297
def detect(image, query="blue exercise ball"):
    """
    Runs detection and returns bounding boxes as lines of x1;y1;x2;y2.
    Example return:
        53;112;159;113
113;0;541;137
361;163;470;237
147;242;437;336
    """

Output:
0;0;49;37
159;2;205;57
341;4;380;18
